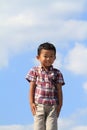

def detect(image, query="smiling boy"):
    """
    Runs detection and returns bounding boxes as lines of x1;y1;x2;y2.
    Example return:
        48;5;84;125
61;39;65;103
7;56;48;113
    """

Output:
26;42;65;130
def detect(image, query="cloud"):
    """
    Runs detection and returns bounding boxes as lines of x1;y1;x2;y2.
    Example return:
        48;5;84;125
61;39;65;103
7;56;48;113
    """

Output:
50;0;85;17
72;126;87;130
64;43;87;75
53;52;63;69
0;108;87;130
0;124;33;130
58;118;74;130
0;0;87;69
83;82;87;93
0;46;9;68
59;107;87;130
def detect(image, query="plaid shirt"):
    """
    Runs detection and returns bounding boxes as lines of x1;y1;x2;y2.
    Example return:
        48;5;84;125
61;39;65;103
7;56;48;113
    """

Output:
26;65;65;105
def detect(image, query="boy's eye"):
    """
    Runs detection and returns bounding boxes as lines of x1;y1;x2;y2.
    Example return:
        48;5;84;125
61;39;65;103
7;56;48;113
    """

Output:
44;55;53;58
50;56;53;58
44;56;47;58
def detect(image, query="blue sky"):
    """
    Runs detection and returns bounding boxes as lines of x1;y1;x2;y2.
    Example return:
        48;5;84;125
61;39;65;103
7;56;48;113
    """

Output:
0;0;87;130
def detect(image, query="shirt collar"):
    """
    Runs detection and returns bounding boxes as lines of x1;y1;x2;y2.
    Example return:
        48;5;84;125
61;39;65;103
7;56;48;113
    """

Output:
39;65;53;71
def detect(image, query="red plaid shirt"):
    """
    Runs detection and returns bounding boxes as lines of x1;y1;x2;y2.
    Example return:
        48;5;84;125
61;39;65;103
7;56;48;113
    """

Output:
26;65;65;105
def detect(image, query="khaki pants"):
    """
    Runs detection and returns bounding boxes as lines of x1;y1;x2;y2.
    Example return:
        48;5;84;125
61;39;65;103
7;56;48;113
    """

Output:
34;104;58;130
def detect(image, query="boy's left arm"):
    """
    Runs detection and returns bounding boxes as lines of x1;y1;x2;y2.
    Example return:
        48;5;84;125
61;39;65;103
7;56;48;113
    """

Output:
56;83;63;117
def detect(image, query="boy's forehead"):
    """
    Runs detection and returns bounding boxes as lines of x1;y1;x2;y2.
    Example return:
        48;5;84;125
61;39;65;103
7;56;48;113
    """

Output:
40;49;55;54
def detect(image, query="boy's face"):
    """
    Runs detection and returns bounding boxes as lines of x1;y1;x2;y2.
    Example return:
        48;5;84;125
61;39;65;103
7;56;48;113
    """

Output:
37;49;56;68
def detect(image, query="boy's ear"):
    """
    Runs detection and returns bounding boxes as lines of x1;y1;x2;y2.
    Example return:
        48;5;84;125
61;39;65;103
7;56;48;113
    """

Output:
36;55;39;60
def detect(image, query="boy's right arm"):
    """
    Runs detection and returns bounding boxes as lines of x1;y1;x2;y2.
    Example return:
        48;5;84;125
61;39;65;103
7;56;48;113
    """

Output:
29;81;36;115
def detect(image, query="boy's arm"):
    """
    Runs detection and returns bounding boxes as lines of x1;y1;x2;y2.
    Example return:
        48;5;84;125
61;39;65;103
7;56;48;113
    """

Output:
57;84;63;117
29;81;36;115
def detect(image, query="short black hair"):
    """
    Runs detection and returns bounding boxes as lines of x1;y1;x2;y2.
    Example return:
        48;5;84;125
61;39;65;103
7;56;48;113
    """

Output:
37;42;56;55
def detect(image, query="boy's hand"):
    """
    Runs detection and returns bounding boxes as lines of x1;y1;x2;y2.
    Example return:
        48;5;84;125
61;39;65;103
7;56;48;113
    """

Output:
30;103;37;116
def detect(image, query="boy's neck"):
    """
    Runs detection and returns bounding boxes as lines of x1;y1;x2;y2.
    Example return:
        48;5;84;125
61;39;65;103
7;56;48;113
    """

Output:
41;65;52;71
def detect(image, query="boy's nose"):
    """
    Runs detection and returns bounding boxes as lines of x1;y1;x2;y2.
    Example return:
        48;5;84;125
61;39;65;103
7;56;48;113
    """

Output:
47;57;50;60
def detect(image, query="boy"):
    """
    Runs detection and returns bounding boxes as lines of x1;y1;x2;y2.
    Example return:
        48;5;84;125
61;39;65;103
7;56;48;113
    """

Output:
26;42;65;130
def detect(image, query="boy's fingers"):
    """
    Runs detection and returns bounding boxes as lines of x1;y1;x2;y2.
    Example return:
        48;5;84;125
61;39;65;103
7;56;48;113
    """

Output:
32;105;37;115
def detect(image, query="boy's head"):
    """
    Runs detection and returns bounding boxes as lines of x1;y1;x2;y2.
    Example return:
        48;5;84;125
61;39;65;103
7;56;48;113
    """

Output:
37;42;56;56
37;42;56;68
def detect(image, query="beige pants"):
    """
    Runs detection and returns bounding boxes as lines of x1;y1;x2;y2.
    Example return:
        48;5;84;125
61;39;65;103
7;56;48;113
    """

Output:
34;104;58;130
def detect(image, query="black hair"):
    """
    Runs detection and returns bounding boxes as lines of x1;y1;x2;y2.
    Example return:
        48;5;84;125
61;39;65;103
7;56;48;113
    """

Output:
37;42;56;55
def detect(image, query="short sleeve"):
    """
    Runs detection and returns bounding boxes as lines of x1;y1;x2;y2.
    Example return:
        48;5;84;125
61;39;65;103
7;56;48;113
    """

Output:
56;70;65;85
25;67;37;82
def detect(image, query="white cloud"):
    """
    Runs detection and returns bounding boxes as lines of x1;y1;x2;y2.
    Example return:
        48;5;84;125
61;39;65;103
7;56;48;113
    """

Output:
0;0;87;69
0;108;87;130
59;107;87;130
51;1;85;16
64;43;87;75
0;124;33;130
72;126;87;130
5;13;34;27
58;20;87;41
58;118;74;130
0;123;87;130
83;82;87;92
53;52;63;69
0;46;9;68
